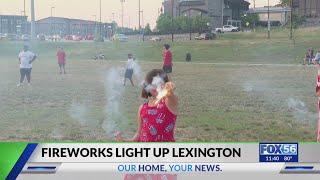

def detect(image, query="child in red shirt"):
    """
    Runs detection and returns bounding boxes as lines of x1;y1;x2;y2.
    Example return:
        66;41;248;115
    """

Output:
116;69;178;180
163;44;173;74
57;47;66;74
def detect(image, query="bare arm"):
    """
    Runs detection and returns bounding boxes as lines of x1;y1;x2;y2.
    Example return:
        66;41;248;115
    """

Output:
30;55;37;63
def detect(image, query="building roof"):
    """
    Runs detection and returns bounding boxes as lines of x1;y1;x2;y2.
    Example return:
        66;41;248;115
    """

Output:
0;14;28;18
247;7;291;13
36;17;97;24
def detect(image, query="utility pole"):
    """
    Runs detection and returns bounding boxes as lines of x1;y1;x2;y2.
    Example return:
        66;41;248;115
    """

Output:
171;0;174;42
31;0;35;40
290;0;293;40
253;0;256;8
267;0;270;39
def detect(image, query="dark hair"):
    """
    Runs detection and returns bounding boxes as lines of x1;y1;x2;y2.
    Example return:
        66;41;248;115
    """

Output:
164;44;170;50
141;69;169;99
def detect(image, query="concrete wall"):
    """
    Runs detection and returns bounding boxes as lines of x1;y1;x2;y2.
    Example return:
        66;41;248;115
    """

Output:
258;12;289;25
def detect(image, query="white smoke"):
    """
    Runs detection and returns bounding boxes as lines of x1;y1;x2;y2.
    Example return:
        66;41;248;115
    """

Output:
132;59;144;83
102;67;126;137
287;98;317;122
69;102;88;126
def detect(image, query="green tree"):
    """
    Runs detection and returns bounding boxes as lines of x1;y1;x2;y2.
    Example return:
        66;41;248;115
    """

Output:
280;0;290;6
144;23;152;35
241;13;259;29
156;14;172;34
192;15;210;33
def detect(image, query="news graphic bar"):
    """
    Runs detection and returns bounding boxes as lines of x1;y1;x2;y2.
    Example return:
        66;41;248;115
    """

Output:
280;163;320;174
1;143;320;180
21;163;60;174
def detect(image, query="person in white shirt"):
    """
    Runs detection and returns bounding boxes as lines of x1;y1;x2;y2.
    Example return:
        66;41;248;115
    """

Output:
314;49;320;64
17;45;37;87
123;53;135;86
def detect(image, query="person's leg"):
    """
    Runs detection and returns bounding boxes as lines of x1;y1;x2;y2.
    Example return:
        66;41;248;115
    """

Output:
130;78;134;87
123;78;127;86
59;64;62;74
19;68;26;84
26;68;32;84
63;64;66;74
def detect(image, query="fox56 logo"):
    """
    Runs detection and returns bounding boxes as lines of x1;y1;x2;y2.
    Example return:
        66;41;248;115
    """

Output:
260;143;298;155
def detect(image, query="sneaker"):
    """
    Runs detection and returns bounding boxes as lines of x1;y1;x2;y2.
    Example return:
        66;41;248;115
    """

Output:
17;83;22;87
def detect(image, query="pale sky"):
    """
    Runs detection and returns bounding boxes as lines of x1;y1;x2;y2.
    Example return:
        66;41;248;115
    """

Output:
0;0;279;28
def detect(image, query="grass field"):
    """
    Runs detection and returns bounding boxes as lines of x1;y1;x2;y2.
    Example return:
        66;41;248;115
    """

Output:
0;27;319;142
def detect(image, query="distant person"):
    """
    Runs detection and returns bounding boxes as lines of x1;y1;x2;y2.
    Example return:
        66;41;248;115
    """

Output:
17;45;37;87
162;44;173;74
313;49;320;65
123;53;135;87
304;48;314;65
57;47;67;74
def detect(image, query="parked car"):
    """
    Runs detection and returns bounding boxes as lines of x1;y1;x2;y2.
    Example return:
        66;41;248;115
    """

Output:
85;34;94;40
195;33;215;40
37;34;46;41
150;36;162;42
112;34;128;42
72;35;83;41
7;34;20;41
21;34;30;41
215;25;240;33
65;35;73;41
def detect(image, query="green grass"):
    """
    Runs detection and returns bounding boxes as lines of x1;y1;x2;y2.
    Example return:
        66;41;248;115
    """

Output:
0;27;319;142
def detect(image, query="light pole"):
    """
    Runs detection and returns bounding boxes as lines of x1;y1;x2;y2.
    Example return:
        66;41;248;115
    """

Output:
171;0;174;42
141;10;145;41
267;0;270;39
24;0;26;16
31;0;35;40
99;0;102;39
290;0;293;40
138;0;141;30
51;6;55;35
120;0;125;30
221;0;224;27
188;8;191;40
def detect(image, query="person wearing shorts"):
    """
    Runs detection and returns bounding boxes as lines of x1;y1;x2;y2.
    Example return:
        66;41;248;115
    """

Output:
57;47;66;74
124;54;135;86
313;49;320;65
163;44;173;74
17;45;37;87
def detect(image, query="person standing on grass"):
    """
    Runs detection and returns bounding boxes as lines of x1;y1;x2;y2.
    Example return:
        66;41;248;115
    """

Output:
17;45;37;87
162;44;173;74
313;49;320;65
123;53;135;86
303;48;314;65
57;47;67;74
116;69;178;180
